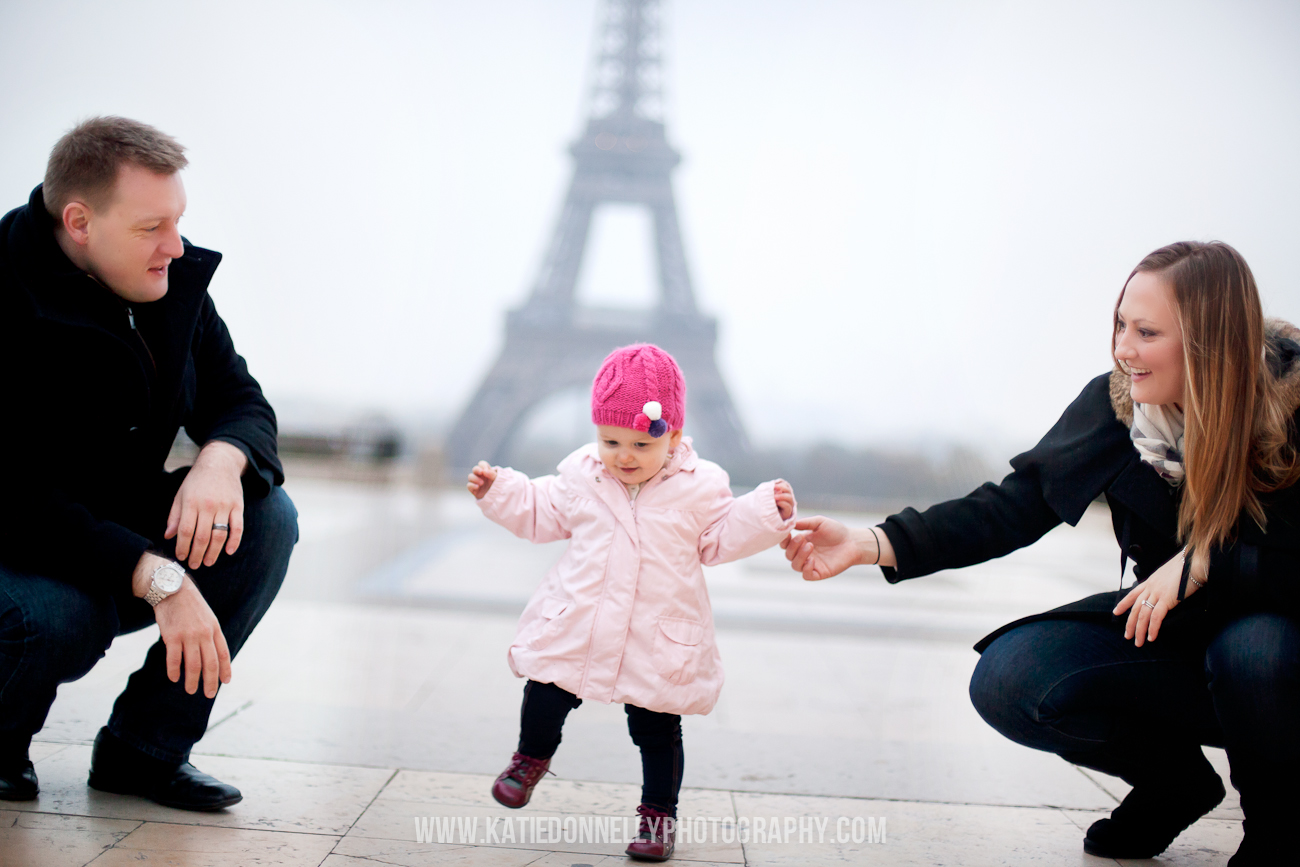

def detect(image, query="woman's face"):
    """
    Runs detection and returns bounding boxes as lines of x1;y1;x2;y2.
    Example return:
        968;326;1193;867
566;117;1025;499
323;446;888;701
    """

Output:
1115;270;1186;407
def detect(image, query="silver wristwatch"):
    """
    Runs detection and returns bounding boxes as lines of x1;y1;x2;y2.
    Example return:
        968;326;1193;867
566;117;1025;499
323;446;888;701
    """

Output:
144;560;186;607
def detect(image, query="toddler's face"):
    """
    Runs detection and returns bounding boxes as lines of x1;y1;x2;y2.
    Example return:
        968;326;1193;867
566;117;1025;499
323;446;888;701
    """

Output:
596;425;683;487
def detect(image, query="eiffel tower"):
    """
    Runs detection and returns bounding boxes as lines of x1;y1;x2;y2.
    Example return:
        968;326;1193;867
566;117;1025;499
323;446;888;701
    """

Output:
447;0;750;471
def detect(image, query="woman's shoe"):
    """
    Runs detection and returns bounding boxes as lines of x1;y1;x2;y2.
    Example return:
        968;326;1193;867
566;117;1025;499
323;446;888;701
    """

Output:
626;804;676;862
490;752;551;808
1083;772;1225;858
1227;832;1282;866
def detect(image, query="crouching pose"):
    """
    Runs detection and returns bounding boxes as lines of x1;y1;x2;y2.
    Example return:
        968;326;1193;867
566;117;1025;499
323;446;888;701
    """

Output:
784;241;1300;866
0;118;295;810
468;344;795;862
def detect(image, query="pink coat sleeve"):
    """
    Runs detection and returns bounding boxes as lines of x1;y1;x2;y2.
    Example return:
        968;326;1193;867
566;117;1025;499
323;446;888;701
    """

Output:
698;477;797;566
477;466;573;543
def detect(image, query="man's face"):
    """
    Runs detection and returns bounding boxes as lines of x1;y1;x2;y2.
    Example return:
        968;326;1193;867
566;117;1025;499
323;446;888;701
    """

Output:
76;163;187;303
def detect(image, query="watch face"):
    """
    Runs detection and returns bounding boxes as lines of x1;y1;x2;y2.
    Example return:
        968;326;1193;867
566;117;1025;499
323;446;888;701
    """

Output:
155;563;184;593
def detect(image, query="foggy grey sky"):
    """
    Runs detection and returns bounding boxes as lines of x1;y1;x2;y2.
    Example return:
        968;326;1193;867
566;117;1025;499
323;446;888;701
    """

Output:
3;0;1299;455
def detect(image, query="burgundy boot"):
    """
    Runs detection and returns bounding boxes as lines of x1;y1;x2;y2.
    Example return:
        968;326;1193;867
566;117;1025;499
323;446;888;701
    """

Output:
626;804;676;862
490;752;551;808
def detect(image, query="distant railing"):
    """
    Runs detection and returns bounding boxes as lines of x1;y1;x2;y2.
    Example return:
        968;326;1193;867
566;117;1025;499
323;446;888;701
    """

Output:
277;429;401;462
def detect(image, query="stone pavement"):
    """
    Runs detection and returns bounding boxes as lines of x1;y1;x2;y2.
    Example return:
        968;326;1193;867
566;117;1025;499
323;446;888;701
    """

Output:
4;477;1245;865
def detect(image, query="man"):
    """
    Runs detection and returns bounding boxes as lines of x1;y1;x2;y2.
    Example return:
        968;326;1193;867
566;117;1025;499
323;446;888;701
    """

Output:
0;117;296;810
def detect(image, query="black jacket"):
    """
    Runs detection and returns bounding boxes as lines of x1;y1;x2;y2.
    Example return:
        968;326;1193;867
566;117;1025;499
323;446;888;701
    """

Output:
0;185;283;591
878;333;1300;653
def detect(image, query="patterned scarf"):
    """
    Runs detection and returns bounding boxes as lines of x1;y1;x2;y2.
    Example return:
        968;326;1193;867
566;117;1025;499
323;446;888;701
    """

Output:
1130;402;1186;486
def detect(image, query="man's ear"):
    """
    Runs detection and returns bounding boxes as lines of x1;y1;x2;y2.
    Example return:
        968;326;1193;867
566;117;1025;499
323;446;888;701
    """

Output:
61;201;92;246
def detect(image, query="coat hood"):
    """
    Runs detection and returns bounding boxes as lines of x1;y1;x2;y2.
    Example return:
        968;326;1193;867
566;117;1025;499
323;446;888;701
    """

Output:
1109;318;1300;426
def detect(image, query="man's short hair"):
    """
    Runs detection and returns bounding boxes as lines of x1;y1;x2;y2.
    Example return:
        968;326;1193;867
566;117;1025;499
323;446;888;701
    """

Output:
43;116;188;219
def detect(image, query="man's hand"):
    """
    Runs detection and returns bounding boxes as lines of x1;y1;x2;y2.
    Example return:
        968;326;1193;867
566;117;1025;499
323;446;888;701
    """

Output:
166;441;247;570
467;461;498;500
773;480;795;521
132;552;231;698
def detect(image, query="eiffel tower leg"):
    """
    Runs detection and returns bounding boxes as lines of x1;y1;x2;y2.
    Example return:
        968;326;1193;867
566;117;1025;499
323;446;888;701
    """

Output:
532;188;596;305
652;199;697;315
665;341;751;468
448;315;627;471
447;346;568;470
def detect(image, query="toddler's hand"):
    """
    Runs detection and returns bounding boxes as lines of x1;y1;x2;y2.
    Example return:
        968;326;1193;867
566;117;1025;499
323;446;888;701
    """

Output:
467;461;498;500
774;479;795;521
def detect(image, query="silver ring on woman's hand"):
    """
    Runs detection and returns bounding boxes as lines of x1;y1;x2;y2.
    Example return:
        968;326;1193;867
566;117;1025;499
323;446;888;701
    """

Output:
1142;599;1157;610
212;523;230;532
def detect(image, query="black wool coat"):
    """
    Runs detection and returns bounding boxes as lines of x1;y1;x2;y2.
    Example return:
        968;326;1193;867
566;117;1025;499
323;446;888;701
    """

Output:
0;185;283;592
878;325;1300;654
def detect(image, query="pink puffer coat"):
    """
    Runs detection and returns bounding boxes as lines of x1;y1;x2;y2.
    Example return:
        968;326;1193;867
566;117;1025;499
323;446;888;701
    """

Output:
478;439;795;716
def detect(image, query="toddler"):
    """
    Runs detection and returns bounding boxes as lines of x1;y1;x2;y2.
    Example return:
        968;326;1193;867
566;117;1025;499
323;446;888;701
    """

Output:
467;343;795;862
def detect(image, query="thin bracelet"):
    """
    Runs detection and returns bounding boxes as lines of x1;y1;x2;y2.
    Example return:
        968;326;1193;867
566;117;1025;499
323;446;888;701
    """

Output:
1184;547;1208;588
868;526;883;566
1177;548;1209;595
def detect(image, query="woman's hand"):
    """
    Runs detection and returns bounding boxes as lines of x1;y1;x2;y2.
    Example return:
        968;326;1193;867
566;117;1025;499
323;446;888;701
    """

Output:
773;480;795;521
781;516;894;581
467;461;498;499
1114;549;1206;646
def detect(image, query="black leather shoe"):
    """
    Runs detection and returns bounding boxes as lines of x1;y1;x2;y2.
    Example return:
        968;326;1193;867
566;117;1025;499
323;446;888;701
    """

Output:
1083;772;1225;858
88;727;241;811
0;757;38;801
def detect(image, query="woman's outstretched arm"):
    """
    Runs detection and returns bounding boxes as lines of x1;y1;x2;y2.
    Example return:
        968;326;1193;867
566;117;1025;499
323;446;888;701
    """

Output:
780;466;1061;582
780;517;896;580
782;373;1135;583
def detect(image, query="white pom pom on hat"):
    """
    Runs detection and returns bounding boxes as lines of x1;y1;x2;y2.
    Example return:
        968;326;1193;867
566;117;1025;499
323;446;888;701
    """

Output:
642;401;663;421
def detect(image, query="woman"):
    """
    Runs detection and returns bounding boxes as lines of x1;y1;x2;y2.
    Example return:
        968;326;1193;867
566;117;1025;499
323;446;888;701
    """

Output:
782;241;1300;866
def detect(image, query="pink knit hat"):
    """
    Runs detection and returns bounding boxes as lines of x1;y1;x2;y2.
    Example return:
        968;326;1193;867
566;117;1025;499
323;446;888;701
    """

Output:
591;344;686;438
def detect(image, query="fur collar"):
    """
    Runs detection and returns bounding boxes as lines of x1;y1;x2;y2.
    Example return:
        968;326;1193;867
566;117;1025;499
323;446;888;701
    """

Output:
1109;318;1300;426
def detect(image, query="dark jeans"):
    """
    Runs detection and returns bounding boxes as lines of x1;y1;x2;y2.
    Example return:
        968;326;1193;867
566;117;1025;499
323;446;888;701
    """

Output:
970;614;1300;833
518;679;684;815
0;486;297;764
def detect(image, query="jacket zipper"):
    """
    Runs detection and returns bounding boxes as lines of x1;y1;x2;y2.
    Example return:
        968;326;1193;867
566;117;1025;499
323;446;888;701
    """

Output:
125;305;158;372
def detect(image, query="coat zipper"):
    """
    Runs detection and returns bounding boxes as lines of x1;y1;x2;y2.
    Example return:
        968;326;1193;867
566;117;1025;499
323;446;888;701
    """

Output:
125;305;158;372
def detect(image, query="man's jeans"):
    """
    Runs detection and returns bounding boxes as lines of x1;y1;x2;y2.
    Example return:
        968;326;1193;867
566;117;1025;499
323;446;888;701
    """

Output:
970;615;1300;832
0;486;297;764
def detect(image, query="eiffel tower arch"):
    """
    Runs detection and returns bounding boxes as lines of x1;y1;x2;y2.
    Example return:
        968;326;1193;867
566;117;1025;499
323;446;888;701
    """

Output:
448;0;750;472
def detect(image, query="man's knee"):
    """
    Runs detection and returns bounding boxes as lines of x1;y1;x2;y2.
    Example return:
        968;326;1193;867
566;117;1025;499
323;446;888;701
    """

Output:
194;487;296;622
243;486;298;556
211;486;297;588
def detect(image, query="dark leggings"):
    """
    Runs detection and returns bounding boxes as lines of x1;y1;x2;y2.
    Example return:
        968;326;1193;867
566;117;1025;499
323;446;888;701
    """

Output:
969;614;1300;842
517;679;684;815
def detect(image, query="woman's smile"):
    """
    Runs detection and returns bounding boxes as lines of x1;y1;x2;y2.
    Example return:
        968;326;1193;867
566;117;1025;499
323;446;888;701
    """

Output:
1114;271;1185;407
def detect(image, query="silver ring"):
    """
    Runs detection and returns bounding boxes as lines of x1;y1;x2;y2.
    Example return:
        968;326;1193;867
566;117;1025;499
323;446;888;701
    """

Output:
212;523;230;532
1142;599;1157;610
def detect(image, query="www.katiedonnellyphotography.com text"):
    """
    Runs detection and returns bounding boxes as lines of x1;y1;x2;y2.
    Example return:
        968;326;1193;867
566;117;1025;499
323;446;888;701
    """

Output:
413;814;887;847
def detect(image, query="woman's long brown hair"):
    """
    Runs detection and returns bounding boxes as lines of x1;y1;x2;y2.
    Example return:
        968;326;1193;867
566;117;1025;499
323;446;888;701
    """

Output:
1114;241;1300;556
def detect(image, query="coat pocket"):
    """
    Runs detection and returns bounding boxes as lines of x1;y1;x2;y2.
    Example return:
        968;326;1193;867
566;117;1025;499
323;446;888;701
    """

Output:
526;595;572;650
653;616;705;686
